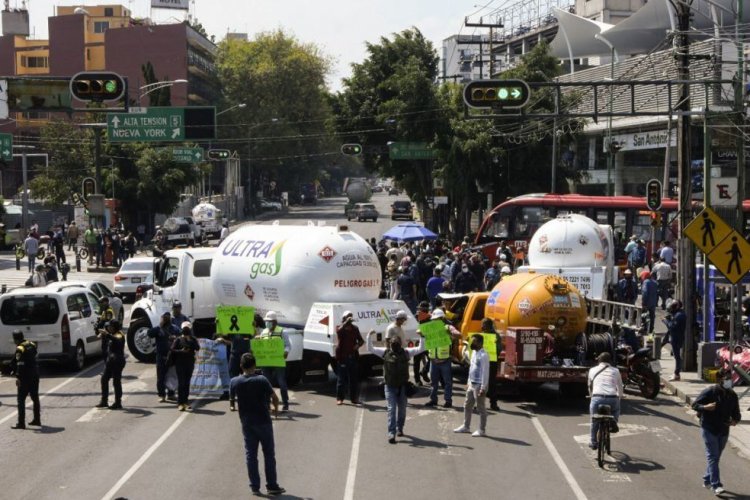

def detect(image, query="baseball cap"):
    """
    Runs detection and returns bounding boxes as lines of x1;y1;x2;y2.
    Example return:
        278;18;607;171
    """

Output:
501;266;511;274
342;310;353;320
395;310;408;320
181;321;192;329
431;309;446;320
623;269;633;275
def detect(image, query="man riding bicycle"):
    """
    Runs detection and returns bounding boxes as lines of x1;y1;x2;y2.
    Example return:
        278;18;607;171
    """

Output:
588;352;623;450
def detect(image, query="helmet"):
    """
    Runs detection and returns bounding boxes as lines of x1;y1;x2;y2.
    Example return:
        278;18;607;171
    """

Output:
501;266;511;274
431;309;446;320
264;311;278;321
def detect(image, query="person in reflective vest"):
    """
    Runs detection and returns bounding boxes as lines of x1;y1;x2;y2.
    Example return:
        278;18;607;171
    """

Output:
10;330;41;429
423;308;461;409
258;311;291;412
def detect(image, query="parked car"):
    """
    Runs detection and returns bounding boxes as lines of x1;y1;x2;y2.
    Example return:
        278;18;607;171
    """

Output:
114;257;157;301
258;198;283;212
347;203;379;222
371;185;383;193
391;200;414;220
388;186;400;195
63;280;125;325
0;283;104;371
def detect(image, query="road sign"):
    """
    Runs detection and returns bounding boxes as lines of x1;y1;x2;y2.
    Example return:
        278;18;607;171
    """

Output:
388;142;438;160
710;177;738;207
0;133;11;161
108;107;184;142
463;79;530;109
707;230;750;284
683;207;733;255
646;179;662;211
172;147;204;163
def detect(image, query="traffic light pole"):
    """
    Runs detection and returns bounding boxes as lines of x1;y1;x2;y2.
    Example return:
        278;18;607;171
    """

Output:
702;109;711;343
94;127;102;195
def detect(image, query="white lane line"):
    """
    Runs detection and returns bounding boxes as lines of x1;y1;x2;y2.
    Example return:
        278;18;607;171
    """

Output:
76;374;150;423
343;390;366;500
0;361;103;426
527;410;589;500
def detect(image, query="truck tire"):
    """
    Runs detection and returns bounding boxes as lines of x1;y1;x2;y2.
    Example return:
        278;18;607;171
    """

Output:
127;317;156;363
68;341;86;371
286;360;302;387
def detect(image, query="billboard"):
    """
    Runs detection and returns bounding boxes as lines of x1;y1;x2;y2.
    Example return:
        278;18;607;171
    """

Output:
151;0;190;9
1;78;73;117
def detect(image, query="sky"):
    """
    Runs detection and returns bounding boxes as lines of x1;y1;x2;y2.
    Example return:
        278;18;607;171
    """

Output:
15;0;504;91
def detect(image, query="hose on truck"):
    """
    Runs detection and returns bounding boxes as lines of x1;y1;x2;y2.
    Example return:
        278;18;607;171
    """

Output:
575;332;615;365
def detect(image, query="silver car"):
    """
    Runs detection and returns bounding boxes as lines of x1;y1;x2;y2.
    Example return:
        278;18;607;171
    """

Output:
114;257;157;301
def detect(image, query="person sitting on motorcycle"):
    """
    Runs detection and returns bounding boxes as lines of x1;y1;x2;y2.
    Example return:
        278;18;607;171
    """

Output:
588;352;623;450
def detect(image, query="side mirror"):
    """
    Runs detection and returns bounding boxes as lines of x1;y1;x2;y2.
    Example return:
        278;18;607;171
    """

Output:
69;310;82;321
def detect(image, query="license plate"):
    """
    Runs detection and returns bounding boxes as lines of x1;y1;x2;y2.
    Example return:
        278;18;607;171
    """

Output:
131;277;141;283
649;360;661;372
168;233;189;240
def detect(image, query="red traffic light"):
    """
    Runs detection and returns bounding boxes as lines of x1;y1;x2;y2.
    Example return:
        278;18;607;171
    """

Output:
70;72;126;102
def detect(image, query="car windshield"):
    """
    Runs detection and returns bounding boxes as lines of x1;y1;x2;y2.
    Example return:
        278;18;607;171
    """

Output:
121;261;154;272
394;202;410;208
1;296;60;325
362;205;376;210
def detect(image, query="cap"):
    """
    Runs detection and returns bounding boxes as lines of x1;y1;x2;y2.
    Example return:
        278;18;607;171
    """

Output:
623;269;633;275
431;309;446;320
501;265;511;274
172;301;182;308
417;301;430;312
395;310;408;320
181;321;192;329
161;311;171;318
264;311;278;321
342;310;353;320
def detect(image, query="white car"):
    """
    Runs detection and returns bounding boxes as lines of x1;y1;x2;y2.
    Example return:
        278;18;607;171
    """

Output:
114;257;157;300
62;280;124;325
0;283;104;371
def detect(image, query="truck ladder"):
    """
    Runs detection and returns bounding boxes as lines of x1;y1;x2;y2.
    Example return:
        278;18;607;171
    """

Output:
586;298;642;333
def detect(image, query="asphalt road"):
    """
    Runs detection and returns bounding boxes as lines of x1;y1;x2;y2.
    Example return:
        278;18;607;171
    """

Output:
1;196;749;500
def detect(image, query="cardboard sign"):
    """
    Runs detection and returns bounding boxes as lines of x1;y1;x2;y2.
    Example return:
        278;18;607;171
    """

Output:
216;305;256;336
419;320;451;351
251;337;285;367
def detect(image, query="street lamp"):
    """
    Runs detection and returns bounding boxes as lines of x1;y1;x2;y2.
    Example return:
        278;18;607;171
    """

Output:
138;79;188;102
217;103;247;116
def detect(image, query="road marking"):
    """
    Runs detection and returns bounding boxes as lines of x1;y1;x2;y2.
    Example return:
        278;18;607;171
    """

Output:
343;389;366;500
528;410;588;500
0;361;103;426
76;375;150;423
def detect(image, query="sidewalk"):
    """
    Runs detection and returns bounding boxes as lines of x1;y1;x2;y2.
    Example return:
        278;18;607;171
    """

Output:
659;346;750;460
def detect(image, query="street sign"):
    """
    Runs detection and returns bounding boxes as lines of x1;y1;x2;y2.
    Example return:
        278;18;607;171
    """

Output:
433;196;448;205
463;79;530;109
707;230;750;284
388;142;438;160
710;177;738;207
108;107;185;142
646;179;662;211
683;207;733;255
0;133;12;161
172;147;204;163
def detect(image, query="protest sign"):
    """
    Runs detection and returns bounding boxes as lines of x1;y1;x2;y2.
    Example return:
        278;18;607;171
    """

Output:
251;337;286;367
419;320;451;351
190;338;231;395
216;305;256;335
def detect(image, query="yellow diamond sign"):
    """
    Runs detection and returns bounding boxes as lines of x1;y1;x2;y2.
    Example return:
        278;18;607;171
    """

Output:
707;230;750;284
683;207;733;254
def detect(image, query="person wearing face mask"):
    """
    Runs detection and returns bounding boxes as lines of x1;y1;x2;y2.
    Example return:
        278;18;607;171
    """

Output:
170;322;201;411
691;369;741;496
412;302;432;386
454;334;490;437
259;311;291;412
453;262;479;293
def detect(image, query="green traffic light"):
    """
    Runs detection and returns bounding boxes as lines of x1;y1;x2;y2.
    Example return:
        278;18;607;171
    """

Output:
104;80;117;93
498;88;509;100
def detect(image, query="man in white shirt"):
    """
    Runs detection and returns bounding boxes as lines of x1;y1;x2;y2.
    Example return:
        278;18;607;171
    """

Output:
219;224;230;244
588;352;623;449
385;310;408;346
658;240;674;264
651;257;672;309
454;334;490;437
23;232;40;272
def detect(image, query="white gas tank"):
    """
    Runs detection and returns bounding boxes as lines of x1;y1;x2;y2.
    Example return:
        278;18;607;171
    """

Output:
528;214;611;268
210;224;382;326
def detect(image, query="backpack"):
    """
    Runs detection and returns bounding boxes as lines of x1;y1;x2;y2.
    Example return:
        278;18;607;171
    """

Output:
383;349;409;388
484;267;500;289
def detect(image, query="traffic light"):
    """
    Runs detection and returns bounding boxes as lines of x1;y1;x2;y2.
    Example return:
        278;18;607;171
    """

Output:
82;177;96;201
646;178;662;211
341;144;362;156
69;72;125;102
463;80;530;109
650;211;662;227
207;149;231;160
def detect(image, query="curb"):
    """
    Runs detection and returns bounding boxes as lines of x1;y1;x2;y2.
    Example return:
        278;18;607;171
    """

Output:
661;375;750;461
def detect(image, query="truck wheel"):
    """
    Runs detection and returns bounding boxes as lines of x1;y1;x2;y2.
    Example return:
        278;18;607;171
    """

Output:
68;341;86;371
286;361;302;386
127;317;156;363
373;218;378;223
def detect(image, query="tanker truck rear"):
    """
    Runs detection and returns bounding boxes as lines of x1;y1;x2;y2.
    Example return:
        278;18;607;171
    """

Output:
126;223;418;383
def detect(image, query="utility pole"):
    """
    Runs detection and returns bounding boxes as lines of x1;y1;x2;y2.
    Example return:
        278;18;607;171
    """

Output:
463;17;504;78
675;2;696;371
733;0;745;348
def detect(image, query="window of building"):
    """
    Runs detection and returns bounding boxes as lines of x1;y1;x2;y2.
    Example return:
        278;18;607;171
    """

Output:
94;21;109;33
104;7;114;16
20;56;48;68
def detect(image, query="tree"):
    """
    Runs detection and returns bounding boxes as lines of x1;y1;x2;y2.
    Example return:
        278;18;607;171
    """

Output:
141;61;171;107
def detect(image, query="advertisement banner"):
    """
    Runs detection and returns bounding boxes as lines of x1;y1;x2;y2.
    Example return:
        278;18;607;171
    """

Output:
151;0;190;9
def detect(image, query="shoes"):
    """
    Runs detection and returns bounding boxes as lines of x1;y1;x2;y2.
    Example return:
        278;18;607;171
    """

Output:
703;482;712;489
28;420;41;426
351;400;361;405
178;404;186;412
11;423;25;430
267;486;286;496
669;375;681;381
424;400;437;407
251;488;261;496
453;425;470;433
95;401;109;408
159;396;166;403
397;430;404;437
714;486;726;496
109;402;123;410
589;442;598;450
282;404;289;412
388;434;396;444
230;403;236;412
472;430;486;437
443;401;453;409
336;400;343;405
490;403;500;411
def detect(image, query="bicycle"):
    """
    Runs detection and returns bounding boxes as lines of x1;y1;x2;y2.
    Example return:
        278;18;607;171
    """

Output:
72;243;89;260
14;243;46;260
592;404;616;467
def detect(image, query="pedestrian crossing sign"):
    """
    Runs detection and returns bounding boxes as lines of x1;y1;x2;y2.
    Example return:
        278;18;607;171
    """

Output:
683;207;733;255
707;230;750;284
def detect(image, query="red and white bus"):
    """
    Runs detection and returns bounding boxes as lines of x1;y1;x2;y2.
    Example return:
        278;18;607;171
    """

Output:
473;193;750;264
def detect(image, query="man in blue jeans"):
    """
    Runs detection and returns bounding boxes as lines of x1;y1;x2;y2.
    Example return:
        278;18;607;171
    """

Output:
692;369;741;496
423;309;461;409
587;352;623;449
259;311;291;412
230;353;286;496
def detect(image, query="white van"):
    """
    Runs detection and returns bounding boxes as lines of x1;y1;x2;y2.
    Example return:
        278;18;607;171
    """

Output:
0;283;104;371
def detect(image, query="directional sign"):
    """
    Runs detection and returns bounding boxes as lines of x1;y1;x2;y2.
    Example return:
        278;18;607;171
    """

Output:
108;107;185;142
172;147;204;163
388;142;438;160
0;133;11;161
707;230;750;284
683;207;733;255
463;79;531;109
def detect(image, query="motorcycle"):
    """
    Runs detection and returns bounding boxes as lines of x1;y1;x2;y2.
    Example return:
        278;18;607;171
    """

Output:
616;326;661;399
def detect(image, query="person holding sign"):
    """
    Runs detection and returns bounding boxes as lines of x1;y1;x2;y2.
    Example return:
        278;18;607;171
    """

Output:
148;312;179;402
480;318;501;411
170;322;201;411
423;309;461;409
454;334;490;437
335;311;364;405
259;311;291;412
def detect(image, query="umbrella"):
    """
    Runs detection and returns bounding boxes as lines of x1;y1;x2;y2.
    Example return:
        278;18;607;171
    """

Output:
382;223;437;242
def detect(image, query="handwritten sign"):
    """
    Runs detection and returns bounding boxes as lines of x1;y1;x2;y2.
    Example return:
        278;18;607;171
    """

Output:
477;333;498;362
251;337;285;367
190;339;230;394
419;320;451;351
216;305;255;335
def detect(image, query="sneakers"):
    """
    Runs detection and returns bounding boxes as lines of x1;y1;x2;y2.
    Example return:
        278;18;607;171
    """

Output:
282;404;289;412
159;396;166;403
424;400;437;407
388;434;396;444
11;423;25;430
397;430;404;437
178;404;187;412
472;430;486;437
588;442;598;450
230;403;236;412
714;486;726;496
251;488;262;496
453;425;470;433
703;482;712;489
267;486;286;496
443;401;453;409
669;375;681;381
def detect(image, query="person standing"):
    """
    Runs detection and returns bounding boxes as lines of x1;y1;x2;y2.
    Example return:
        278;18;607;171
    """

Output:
587;352;623;450
231;353;286;496
219;223;230;244
96;320;126;410
454;334;490;437
664;300;686;381
659;240;675;264
424;309;461;409
396;265;417;313
480;318;501;411
426;267;445;310
651;257;672;309
335;311;364;405
413;302;432;386
385;310;408;346
692;369;741;496
170;322;200;411
10;330;41;429
66;221;79;251
148;312;178;402
259;311;291;412
617;269;638;305
23;232;39;273
84;224;97;265
366;330;424;443
641;272;659;333
170;301;189;331
453;263;479;293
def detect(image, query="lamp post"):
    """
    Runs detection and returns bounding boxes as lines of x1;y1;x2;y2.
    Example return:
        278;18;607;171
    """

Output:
137;79;188;104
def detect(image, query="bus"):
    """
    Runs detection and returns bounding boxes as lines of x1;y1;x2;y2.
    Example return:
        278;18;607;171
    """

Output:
473;193;750;264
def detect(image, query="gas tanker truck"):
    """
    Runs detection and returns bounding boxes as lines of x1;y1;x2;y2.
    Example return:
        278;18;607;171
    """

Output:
126;223;418;384
343;177;372;215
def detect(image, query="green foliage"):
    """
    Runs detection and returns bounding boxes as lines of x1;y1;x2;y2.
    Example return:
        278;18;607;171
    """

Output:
141;62;171;107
